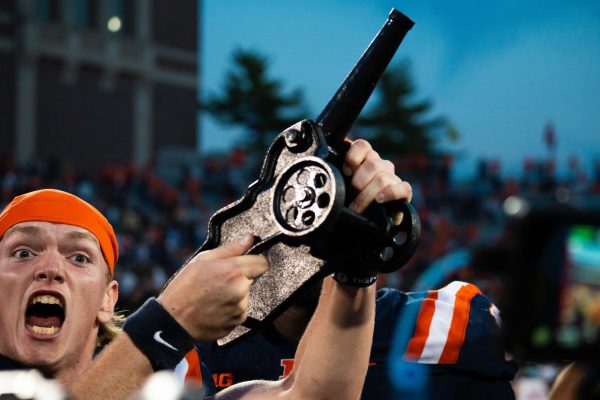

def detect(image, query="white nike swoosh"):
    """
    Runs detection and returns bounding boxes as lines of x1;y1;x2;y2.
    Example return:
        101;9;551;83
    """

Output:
153;330;179;351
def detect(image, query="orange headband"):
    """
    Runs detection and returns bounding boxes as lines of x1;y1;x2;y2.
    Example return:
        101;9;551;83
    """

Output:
0;189;119;274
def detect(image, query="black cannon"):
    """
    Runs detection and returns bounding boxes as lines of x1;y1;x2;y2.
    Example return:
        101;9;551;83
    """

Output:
196;9;420;345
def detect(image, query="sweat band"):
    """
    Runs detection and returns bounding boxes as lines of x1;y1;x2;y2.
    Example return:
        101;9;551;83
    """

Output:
332;270;378;287
0;189;119;273
122;298;195;371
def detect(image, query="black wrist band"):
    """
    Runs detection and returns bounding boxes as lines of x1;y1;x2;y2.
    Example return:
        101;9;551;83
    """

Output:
122;297;195;371
332;271;378;287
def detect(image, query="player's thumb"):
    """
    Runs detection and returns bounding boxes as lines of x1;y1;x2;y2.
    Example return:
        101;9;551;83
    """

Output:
196;234;254;261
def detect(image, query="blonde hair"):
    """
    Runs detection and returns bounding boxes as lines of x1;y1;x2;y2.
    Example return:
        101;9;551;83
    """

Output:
96;269;124;348
97;313;126;347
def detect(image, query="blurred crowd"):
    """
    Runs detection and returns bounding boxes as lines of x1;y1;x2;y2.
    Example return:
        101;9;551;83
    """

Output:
1;150;600;314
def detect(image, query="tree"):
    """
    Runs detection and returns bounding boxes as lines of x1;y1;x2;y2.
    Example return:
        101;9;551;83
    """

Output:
203;48;308;158
356;60;446;158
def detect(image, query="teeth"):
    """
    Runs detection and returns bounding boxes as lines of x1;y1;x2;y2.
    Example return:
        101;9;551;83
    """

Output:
28;325;60;335
31;295;63;307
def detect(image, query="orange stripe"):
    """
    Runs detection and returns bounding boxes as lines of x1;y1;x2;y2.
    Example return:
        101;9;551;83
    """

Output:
184;349;204;386
403;290;438;360
438;284;481;363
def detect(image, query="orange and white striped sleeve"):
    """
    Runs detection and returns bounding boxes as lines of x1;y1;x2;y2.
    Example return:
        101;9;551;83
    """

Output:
403;281;482;364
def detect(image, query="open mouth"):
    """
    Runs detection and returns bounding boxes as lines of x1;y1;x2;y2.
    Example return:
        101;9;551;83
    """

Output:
25;294;65;335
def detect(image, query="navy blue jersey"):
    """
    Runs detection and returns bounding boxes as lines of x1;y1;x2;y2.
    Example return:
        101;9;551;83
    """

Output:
0;354;25;370
195;282;518;399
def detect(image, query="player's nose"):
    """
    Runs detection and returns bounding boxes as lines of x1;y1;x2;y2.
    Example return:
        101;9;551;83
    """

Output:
34;255;65;284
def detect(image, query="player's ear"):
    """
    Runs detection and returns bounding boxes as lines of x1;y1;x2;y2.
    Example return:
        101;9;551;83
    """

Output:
98;280;119;324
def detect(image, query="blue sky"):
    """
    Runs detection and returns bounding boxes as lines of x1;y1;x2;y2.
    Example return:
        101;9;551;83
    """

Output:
199;1;600;180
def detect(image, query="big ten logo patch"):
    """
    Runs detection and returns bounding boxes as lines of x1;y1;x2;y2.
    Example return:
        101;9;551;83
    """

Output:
279;359;295;379
212;372;234;388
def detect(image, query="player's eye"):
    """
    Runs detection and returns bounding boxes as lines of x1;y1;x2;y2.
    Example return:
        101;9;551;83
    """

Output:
14;249;33;259
71;254;90;264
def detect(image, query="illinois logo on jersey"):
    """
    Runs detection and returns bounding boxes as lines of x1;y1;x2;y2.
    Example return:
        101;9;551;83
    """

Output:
279;359;295;379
